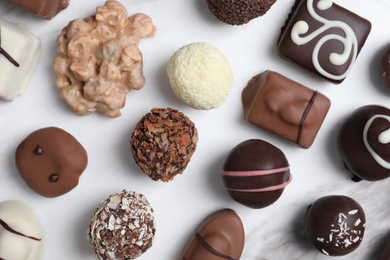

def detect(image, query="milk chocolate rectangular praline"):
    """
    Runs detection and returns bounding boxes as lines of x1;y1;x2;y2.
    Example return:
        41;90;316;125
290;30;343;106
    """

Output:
7;0;69;19
242;70;330;149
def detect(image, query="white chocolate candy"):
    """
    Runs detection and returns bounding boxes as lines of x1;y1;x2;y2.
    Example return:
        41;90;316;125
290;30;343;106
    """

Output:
0;200;44;260
0;19;41;101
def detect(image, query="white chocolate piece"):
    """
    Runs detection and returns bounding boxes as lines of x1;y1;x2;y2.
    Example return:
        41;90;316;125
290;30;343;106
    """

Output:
0;19;41;101
0;200;44;260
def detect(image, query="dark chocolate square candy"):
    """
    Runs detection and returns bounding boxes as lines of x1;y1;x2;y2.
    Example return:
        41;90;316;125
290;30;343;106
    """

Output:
277;0;371;84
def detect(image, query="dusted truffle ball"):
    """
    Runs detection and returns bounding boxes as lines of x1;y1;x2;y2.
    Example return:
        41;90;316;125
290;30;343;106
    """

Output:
87;190;155;260
180;209;245;260
222;139;292;208
15;127;88;197
206;0;277;25
167;42;233;110
130;108;198;181
305;195;366;256
337;105;390;181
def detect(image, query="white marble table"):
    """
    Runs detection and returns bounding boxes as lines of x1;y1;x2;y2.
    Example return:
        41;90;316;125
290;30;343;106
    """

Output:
0;0;389;259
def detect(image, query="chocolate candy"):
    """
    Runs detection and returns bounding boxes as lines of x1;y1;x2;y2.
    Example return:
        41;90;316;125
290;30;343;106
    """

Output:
7;0;69;19
0;19;41;101
277;0;371;83
0;200;44;260
87;190;155;260
180;208;244;260
338;105;390;181
222;139;291;209
130;108;198;182
206;0;277;25
305;195;366;256
15;127;88;197
242;70;330;148
379;44;390;89
379;234;390;260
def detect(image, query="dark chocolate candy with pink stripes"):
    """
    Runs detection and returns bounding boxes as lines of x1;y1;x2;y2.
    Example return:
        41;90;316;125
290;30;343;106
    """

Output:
222;139;291;209
242;70;330;148
180;209;244;260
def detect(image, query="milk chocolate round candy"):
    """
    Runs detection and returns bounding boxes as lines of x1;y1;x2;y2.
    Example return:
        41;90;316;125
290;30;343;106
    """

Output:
222;139;292;209
15;127;88;197
305;195;366;256
180;209;244;260
337;105;390;181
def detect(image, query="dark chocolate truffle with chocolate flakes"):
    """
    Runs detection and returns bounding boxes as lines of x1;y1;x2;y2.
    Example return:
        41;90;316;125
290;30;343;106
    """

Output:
206;0;277;25
87;190;155;260
379;44;390;89
337;105;390;181
222;139;292;209
305;195;366;256
130;108;198;182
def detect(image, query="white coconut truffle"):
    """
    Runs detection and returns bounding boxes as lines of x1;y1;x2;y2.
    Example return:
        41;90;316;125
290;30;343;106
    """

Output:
167;42;234;110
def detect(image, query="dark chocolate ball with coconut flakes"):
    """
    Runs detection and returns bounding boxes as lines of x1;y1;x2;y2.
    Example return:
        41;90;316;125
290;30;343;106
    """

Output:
305;195;366;257
87;190;155;260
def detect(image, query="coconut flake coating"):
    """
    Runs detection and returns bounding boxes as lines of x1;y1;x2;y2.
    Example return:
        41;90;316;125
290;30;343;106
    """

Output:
167;42;234;110
87;190;155;260
53;0;156;117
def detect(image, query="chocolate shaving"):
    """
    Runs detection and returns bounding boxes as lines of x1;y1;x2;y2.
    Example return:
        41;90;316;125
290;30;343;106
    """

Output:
0;218;41;241
297;91;318;146
0;27;20;67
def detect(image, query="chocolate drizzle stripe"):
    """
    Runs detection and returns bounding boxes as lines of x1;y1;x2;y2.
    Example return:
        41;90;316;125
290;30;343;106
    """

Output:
297;91;318;146
227;174;293;193
195;232;237;260
0;219;41;241
0;27;20;67
222;166;290;177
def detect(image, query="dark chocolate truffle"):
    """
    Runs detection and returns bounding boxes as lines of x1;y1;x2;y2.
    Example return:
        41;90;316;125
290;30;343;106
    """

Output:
180;209;245;260
206;0;277;25
379;234;390;260
379;44;390;89
277;0;371;83
130;108;198;182
337;105;390;181
305;195;366;256
242;70;330;149
15;127;88;198
222;139;292;209
87;190;155;260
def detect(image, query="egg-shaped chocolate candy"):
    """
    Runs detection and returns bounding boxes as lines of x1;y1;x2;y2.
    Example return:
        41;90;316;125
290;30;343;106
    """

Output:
305;195;366;256
337;105;390;181
221;139;292;209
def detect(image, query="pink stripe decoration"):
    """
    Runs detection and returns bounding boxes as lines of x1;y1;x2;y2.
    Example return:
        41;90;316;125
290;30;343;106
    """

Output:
226;174;293;193
222;166;290;177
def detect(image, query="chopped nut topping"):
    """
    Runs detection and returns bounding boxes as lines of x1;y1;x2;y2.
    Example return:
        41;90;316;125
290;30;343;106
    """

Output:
130;108;199;182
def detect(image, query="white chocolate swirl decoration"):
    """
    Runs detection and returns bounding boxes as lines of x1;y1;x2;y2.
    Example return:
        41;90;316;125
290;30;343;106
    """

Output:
363;115;390;169
290;0;358;80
